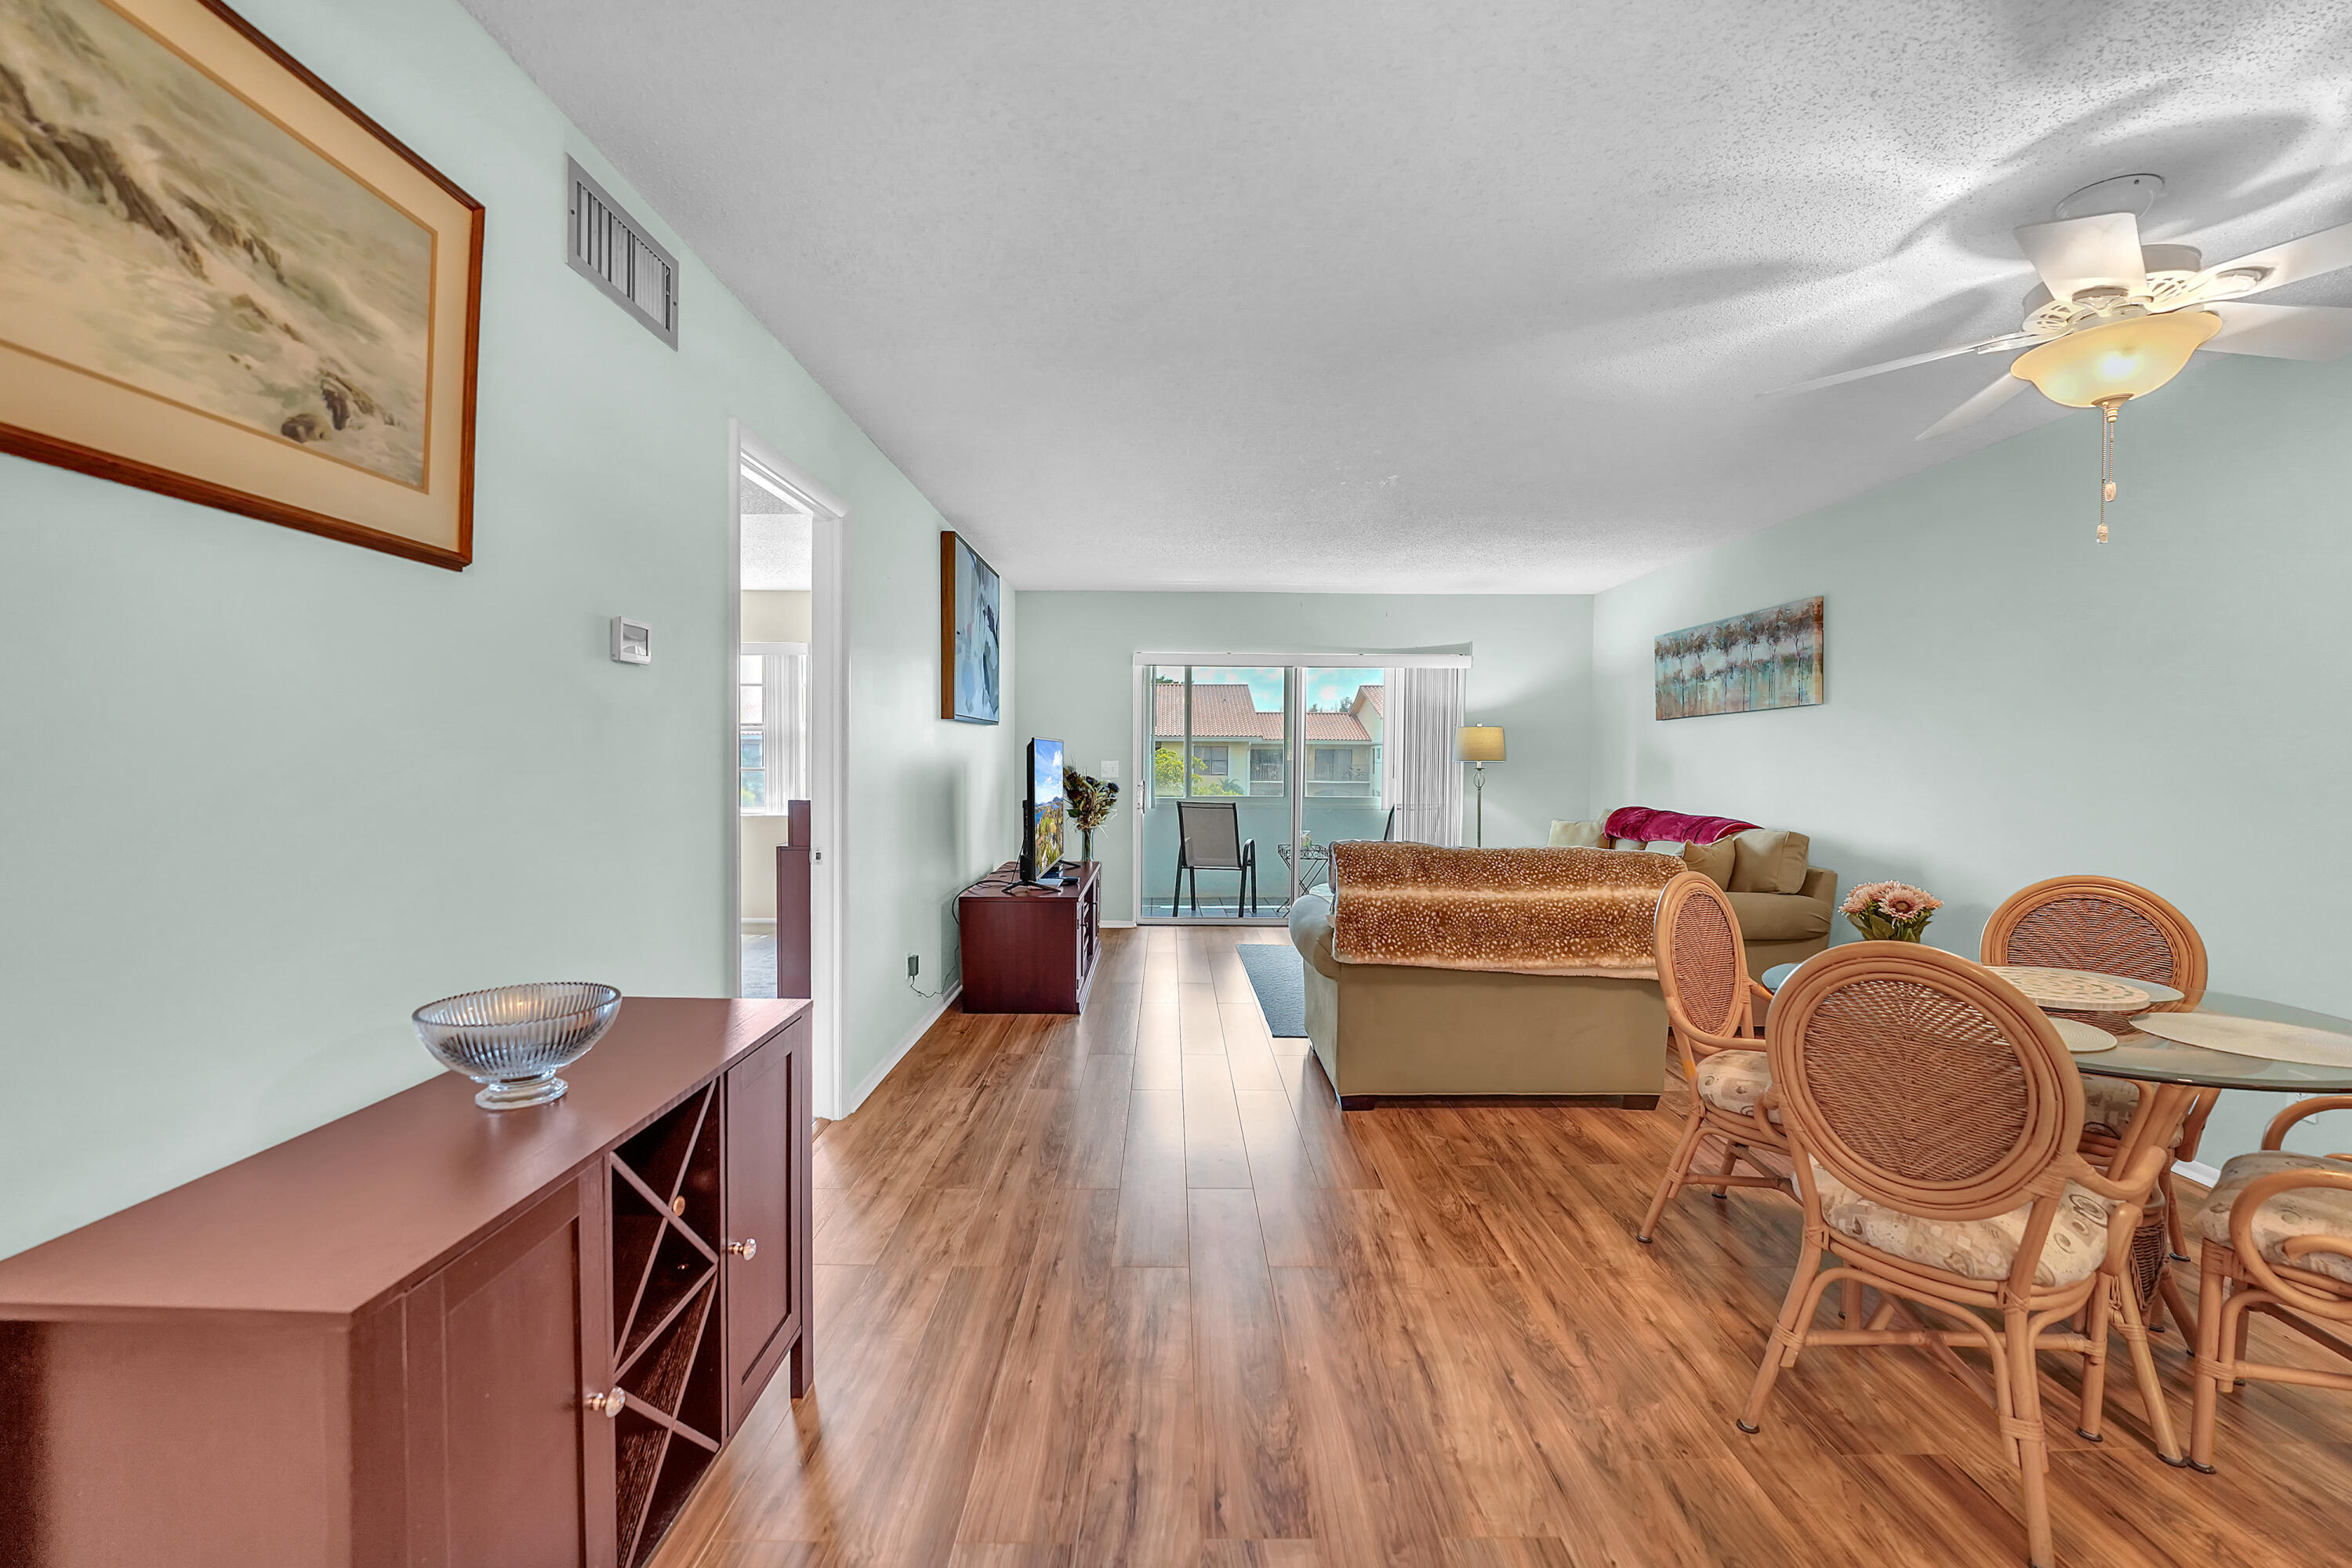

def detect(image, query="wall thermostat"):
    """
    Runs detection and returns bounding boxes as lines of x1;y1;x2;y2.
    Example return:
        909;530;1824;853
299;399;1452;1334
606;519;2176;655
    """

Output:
610;617;652;664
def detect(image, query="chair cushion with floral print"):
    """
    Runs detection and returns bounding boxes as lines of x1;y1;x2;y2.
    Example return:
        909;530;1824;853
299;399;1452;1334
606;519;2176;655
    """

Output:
2078;1076;2187;1149
1694;1050;1780;1123
1809;1163;2116;1288
2194;1150;2352;1287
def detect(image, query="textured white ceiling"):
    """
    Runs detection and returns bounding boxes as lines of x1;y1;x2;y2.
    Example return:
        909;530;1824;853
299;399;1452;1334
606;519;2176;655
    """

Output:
741;481;812;590
464;0;2352;591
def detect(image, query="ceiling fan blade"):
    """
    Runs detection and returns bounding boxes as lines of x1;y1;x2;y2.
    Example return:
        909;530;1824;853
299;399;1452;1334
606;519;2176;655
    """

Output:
2201;220;2352;296
1764;332;2043;396
1916;372;2029;440
2199;301;2352;361
2014;212;2147;299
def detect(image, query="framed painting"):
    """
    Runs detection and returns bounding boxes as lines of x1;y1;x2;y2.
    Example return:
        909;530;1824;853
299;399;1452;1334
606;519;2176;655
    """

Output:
0;0;483;568
1655;596;1824;720
939;530;1000;724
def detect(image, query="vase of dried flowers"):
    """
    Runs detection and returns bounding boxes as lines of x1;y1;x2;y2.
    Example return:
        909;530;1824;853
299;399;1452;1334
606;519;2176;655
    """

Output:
1064;768;1120;864
1842;880;1941;942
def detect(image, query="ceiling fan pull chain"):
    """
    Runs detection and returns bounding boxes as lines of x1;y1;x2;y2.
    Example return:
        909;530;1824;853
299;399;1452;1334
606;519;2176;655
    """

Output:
2096;401;2119;544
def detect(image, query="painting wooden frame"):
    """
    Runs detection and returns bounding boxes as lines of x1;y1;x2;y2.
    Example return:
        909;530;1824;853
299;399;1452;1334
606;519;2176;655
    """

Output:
1654;596;1824;720
940;530;1000;724
0;0;484;568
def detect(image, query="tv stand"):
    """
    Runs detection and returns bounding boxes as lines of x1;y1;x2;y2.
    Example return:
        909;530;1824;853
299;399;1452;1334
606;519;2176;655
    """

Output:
959;860;1101;1013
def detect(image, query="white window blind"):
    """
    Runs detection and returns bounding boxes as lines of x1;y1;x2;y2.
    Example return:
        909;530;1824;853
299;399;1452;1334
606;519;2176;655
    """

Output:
740;644;808;812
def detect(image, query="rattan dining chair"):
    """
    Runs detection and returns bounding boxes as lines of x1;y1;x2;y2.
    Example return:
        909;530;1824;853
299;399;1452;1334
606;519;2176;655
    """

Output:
1739;944;2174;1568
1636;872;1786;1243
2187;1094;2352;1472
1982;876;2213;1259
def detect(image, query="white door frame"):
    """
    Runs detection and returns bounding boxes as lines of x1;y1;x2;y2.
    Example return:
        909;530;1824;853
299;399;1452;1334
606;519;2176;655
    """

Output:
731;421;852;1120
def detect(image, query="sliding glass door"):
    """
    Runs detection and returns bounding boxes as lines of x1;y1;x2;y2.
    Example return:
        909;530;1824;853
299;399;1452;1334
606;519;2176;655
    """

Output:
1143;665;1294;918
1138;661;1413;922
1297;666;1389;898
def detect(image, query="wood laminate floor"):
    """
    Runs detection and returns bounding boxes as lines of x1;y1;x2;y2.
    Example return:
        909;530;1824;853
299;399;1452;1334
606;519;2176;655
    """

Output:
652;926;2352;1568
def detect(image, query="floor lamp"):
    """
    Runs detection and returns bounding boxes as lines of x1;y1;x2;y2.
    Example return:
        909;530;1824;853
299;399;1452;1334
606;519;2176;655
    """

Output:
1456;725;1505;847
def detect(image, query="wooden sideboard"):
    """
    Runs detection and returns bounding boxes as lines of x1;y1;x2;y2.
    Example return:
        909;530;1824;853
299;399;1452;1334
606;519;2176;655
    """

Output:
0;997;811;1568
957;859;1102;1013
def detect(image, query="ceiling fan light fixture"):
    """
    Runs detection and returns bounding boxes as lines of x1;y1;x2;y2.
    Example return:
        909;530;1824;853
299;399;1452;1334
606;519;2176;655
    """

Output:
2008;309;2221;408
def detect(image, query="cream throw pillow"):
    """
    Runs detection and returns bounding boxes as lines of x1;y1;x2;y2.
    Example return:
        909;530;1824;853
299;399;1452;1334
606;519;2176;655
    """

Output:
1548;819;1607;848
1682;838;1736;890
1729;829;1809;895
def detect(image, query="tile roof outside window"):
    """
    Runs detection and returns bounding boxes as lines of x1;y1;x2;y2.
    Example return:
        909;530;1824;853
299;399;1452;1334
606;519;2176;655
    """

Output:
1153;681;1380;742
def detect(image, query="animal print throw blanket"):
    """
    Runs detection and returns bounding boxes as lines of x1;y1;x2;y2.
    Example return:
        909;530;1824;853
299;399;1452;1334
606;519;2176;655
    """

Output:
1328;842;1679;978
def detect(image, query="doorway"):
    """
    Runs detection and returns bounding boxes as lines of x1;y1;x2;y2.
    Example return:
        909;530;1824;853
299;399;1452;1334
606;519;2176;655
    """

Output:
730;423;851;1117
737;481;811;997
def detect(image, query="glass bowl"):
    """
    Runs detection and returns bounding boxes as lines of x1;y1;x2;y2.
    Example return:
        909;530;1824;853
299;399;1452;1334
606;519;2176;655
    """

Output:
412;982;622;1109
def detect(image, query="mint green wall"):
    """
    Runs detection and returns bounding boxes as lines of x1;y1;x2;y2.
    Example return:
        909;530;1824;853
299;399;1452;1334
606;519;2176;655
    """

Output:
1014;593;1594;921
0;0;1014;1257
1593;353;2352;1166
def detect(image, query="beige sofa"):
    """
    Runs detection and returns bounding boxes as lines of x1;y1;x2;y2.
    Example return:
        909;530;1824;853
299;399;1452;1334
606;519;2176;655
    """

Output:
1727;866;1838;980
1550;818;1837;982
1287;894;1668;1108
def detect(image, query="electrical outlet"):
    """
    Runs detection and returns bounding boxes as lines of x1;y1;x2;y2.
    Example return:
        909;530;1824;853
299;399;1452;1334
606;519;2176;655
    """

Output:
1100;760;1120;780
907;954;920;979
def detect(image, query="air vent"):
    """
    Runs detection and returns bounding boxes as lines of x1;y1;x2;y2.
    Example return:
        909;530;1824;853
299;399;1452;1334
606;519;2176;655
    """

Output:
567;158;679;347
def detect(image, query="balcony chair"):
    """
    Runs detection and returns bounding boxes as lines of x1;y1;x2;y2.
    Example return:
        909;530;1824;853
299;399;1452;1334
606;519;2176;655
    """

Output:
1175;800;1258;916
1293;802;1437;895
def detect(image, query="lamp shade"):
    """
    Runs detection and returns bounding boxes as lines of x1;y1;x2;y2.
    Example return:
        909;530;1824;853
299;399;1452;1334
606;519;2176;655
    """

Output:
1455;725;1506;763
2009;310;2220;408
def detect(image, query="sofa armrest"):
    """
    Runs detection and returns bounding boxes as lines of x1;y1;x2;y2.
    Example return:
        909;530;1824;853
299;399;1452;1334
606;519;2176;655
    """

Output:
1798;866;1837;906
1289;894;1344;980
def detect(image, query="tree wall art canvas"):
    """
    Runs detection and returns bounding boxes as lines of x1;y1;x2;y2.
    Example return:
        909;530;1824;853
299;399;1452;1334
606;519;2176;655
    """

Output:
1654;596;1824;720
939;530;1000;724
0;0;481;566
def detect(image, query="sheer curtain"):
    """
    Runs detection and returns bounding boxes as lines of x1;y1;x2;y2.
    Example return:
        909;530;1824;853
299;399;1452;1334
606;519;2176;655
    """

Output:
1381;666;1465;847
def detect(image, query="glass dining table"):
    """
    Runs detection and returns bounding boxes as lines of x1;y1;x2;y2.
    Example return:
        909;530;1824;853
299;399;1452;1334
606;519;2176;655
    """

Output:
1760;958;2352;1464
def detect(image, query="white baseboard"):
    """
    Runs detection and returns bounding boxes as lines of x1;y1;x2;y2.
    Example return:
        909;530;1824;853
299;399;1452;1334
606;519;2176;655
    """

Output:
843;982;961;1116
2173;1158;2220;1188
1101;919;1138;929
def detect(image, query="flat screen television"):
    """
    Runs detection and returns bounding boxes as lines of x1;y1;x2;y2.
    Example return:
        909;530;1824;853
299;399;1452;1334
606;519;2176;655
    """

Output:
1022;737;1067;886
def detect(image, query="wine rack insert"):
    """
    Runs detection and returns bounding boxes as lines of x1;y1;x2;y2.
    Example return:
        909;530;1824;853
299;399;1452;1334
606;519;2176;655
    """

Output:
609;1081;727;1566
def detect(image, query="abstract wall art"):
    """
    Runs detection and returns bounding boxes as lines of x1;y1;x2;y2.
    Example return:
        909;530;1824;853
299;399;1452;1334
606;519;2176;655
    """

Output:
1655;596;1824;720
0;0;483;566
940;529;1000;724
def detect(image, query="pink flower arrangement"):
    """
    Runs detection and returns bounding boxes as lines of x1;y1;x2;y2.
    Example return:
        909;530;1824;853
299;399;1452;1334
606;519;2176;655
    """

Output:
1842;880;1942;942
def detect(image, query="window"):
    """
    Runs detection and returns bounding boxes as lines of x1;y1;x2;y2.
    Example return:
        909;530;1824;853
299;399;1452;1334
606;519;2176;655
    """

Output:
1250;745;1286;794
1197;746;1229;777
739;644;808;812
739;655;767;808
1308;744;1373;797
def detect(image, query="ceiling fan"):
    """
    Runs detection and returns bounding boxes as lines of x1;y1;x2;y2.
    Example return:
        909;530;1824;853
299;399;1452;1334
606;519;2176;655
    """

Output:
1772;174;2352;539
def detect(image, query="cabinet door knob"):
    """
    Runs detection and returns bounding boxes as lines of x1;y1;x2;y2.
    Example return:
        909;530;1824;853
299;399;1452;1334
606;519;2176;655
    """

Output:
586;1388;626;1418
726;1237;757;1261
